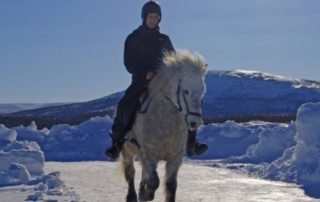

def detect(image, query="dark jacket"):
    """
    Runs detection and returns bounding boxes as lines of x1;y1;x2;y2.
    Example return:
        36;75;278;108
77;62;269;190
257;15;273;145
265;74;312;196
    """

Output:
124;25;174;80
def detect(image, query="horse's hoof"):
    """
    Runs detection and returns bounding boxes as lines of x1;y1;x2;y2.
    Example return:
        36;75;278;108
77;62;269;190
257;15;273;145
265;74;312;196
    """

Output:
126;193;138;202
139;193;155;201
139;188;155;201
127;199;137;202
127;199;138;202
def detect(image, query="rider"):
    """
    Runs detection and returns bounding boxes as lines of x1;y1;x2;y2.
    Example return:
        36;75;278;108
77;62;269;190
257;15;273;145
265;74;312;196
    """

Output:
105;1;208;160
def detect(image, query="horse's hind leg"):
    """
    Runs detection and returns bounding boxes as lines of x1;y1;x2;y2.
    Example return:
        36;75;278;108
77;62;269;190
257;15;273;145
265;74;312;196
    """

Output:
164;157;183;202
122;151;137;202
139;157;159;201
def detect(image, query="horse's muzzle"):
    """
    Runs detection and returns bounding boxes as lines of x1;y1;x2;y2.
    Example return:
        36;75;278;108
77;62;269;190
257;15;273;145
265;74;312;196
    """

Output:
185;113;202;131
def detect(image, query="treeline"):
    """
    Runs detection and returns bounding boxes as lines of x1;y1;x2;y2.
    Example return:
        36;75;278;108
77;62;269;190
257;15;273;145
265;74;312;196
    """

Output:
203;113;296;124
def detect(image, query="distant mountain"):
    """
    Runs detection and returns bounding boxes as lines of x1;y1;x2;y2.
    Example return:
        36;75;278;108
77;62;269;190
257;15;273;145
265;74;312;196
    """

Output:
1;70;320;128
9;92;123;118
0;92;123;128
0;103;65;114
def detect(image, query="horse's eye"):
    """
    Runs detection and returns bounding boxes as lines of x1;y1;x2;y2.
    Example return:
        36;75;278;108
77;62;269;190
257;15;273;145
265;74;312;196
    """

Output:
184;90;189;95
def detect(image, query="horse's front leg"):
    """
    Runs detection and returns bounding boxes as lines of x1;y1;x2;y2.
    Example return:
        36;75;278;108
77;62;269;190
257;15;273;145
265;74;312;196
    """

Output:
139;156;159;201
164;156;183;202
122;150;137;202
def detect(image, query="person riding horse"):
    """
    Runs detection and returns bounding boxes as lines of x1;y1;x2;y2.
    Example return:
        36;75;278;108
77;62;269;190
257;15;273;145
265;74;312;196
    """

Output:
105;1;208;160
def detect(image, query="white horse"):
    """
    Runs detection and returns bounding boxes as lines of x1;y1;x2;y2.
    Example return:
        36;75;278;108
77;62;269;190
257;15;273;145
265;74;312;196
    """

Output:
121;50;207;202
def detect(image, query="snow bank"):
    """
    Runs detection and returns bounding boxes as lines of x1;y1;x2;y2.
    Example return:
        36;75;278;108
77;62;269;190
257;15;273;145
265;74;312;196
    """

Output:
0;124;17;143
196;121;295;164
0;141;44;176
210;102;320;198
15;121;47;144
0;124;76;198
26;171;79;201
228;123;296;164
42;116;112;161
0;125;45;187
261;102;320;198
194;102;320;198
195;121;259;159
0;163;31;187
294;102;320;184
3;117;112;161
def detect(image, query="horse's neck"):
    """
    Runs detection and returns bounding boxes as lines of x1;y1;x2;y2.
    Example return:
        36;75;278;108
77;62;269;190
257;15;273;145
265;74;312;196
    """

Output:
148;67;176;93
152;94;184;122
146;70;186;127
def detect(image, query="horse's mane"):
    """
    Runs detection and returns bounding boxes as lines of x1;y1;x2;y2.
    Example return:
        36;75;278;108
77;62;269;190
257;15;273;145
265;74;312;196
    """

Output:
149;50;207;94
162;50;207;76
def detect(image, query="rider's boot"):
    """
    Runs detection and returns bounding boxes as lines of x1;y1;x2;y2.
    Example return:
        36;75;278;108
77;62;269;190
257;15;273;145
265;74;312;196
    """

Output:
186;130;208;157
105;120;127;160
105;136;123;160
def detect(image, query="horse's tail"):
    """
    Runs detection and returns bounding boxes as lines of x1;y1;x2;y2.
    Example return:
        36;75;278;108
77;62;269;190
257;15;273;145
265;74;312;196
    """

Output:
123;140;141;156
119;147;137;184
118;153;126;182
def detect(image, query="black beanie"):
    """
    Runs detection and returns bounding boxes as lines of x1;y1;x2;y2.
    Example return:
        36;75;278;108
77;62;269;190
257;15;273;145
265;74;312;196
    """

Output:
141;1;162;22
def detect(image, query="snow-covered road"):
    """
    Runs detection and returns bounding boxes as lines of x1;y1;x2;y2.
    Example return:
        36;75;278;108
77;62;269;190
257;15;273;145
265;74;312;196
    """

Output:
44;161;317;202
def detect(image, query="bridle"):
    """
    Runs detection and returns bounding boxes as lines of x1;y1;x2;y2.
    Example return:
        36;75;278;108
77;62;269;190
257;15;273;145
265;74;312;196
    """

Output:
165;79;202;125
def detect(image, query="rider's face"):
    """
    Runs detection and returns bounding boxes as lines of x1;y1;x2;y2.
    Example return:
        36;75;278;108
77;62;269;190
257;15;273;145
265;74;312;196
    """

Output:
146;13;160;29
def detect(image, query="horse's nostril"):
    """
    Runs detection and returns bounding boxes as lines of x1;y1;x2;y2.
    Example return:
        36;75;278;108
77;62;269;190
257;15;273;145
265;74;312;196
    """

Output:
190;122;196;127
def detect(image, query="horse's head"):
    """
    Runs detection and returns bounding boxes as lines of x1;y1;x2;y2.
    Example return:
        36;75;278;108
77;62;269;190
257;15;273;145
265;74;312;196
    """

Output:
162;50;207;131
179;75;206;130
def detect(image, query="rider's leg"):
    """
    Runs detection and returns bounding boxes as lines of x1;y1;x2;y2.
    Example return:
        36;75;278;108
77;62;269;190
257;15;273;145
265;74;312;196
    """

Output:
105;79;148;159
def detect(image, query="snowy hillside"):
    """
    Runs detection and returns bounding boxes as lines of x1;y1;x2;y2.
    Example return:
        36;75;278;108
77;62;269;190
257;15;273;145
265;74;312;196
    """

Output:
0;92;122;128
203;70;320;122
1;70;320;128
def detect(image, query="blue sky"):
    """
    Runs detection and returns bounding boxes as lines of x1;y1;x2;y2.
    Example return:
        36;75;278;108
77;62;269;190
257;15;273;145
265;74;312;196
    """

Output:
0;0;319;103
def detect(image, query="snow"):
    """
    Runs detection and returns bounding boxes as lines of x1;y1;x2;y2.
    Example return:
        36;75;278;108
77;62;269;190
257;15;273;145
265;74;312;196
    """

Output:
0;172;78;201
0;126;45;184
0;163;31;187
9;117;112;161
41;116;112;161
1;70;320;200
0;124;17;142
259;102;320;198
295;103;320;185
0;141;44;176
